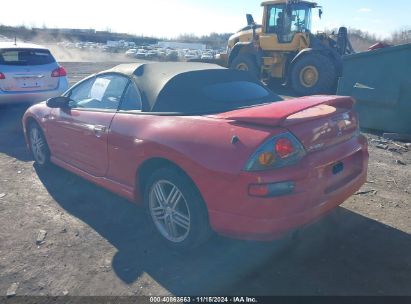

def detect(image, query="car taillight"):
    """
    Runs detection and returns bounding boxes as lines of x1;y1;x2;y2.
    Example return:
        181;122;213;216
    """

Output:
275;138;294;159
244;133;306;172
51;66;67;77
0;72;5;79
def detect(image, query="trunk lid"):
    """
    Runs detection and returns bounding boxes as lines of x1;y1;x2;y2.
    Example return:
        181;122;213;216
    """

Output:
212;96;359;152
0;62;60;92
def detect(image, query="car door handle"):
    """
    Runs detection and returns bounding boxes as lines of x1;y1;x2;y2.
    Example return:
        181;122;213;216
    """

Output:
93;125;107;137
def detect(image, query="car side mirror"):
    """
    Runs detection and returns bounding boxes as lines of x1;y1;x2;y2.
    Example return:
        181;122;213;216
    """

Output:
46;96;71;108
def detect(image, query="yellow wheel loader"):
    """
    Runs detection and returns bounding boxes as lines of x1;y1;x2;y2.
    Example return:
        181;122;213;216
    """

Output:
218;0;354;95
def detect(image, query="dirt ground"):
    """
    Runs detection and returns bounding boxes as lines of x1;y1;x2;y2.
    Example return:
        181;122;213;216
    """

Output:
0;62;410;297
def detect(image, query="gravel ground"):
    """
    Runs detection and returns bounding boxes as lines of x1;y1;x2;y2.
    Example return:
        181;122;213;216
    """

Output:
0;62;410;297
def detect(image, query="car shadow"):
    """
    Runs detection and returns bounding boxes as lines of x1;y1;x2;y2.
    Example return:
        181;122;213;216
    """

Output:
34;164;411;296
0;104;32;162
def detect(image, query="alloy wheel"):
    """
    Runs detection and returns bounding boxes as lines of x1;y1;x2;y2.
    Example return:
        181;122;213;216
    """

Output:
149;180;191;243
30;126;47;165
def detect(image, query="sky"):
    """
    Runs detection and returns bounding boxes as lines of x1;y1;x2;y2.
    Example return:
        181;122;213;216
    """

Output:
1;0;410;39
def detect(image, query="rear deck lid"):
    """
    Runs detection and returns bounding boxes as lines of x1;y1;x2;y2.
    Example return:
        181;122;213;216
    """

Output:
0;48;60;92
213;95;359;152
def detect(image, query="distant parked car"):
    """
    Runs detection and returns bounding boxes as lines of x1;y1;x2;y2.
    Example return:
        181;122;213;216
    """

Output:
0;42;68;105
135;49;147;59
23;62;368;249
125;49;137;57
145;51;157;59
184;50;201;61
166;50;179;62
201;53;214;60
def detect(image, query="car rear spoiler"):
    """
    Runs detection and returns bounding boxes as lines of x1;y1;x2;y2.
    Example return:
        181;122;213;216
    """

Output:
214;96;355;127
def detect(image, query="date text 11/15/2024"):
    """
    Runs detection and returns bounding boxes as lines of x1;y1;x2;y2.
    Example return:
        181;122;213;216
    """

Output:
149;297;258;303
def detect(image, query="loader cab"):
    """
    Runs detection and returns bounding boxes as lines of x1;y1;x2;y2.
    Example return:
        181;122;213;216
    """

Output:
262;0;317;43
264;1;314;43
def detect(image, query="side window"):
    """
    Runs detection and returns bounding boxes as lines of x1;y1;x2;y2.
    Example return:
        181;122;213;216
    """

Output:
268;5;296;43
119;83;143;111
68;74;129;111
267;6;285;34
68;77;95;104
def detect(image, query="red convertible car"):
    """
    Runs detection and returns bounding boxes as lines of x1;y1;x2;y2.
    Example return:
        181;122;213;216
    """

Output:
23;63;368;249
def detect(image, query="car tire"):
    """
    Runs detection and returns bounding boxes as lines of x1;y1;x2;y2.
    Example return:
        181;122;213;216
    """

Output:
291;53;336;96
230;54;260;79
144;167;212;250
28;122;50;167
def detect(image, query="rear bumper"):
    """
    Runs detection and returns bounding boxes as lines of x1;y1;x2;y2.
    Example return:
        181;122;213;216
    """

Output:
202;135;369;241
0;78;68;105
210;168;366;240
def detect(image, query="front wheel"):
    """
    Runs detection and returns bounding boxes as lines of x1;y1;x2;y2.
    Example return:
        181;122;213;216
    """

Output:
144;167;212;250
28;122;50;167
230;54;260;79
290;53;337;95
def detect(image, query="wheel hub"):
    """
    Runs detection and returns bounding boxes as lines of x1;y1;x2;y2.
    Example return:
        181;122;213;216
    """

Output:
236;63;249;71
299;65;319;88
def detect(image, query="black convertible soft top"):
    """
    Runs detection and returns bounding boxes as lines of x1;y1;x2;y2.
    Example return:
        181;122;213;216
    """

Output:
106;62;281;114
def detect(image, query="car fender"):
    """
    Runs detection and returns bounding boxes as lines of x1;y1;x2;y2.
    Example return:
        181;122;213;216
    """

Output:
131;128;270;209
22;103;50;150
107;114;278;205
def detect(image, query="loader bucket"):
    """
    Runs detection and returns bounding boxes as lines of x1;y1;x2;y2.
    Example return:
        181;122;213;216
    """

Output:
337;43;411;134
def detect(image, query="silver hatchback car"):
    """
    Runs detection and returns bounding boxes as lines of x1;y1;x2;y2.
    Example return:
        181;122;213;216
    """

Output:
0;42;68;105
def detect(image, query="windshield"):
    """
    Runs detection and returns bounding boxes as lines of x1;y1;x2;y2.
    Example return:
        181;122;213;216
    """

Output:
290;3;312;33
267;4;312;39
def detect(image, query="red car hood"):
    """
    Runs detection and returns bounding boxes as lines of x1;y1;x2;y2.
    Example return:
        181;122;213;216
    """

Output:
211;95;355;127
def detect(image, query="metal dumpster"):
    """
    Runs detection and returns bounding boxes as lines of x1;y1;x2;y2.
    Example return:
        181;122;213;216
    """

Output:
337;43;411;134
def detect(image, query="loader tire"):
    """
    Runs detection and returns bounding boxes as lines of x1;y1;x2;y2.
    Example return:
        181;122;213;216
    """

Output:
230;54;260;79
291;53;336;95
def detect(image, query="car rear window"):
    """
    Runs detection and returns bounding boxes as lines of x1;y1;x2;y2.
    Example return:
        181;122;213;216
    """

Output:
202;81;271;103
0;48;56;66
153;70;283;114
